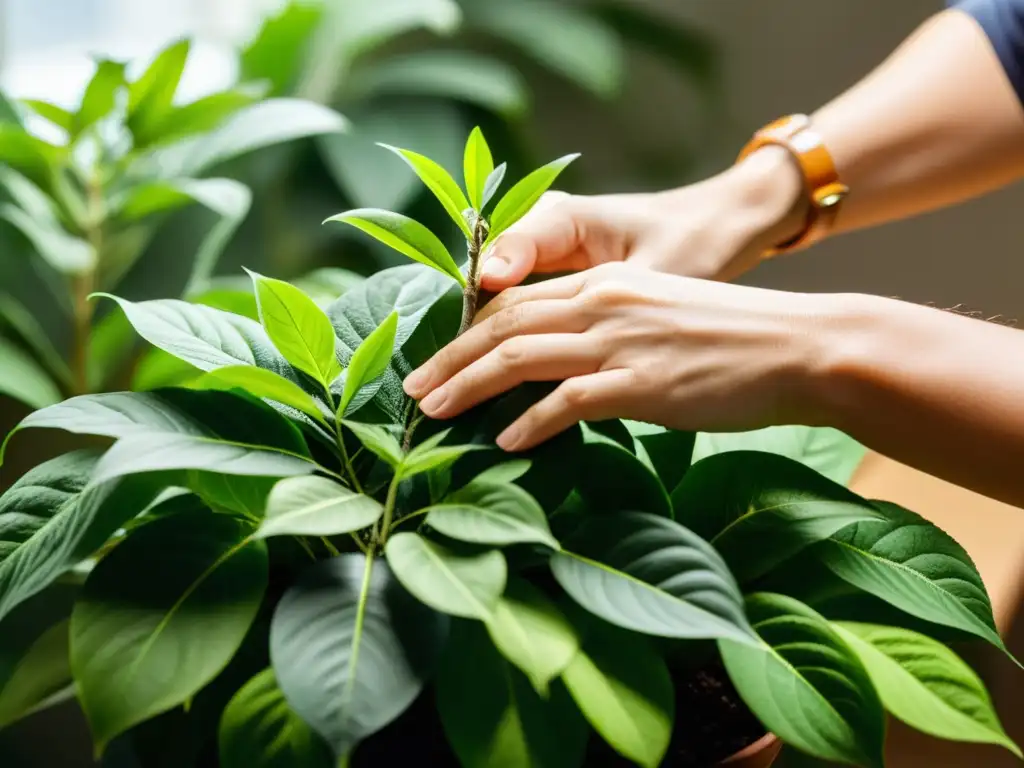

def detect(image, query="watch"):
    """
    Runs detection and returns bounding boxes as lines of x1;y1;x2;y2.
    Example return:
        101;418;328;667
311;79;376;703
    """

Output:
736;114;848;257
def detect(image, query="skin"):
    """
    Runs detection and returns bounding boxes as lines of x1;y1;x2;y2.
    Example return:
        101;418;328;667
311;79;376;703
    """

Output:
405;8;1024;508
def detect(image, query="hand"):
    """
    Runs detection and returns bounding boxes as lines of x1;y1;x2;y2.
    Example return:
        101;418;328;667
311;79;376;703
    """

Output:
479;147;807;291
404;263;834;451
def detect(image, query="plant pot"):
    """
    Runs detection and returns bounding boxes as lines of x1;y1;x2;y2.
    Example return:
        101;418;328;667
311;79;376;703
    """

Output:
719;733;782;767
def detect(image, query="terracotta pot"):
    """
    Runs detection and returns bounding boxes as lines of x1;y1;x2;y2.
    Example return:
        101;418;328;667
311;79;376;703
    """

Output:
719;733;782;767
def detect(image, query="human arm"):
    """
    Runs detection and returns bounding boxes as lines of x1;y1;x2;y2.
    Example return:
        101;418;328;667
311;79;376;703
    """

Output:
405;265;1024;509
480;4;1024;289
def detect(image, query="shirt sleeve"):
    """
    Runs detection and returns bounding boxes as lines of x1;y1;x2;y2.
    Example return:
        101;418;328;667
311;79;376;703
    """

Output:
952;0;1024;103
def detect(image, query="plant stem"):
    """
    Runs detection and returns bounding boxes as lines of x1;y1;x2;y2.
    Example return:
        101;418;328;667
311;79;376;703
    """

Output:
348;533;370;555
73;179;104;395
296;537;318;562
377;473;402;548
387;506;430;535
326;387;363;493
320;536;341;557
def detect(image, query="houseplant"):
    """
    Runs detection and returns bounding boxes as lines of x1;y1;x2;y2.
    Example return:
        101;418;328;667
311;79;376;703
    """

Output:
0;130;1019;767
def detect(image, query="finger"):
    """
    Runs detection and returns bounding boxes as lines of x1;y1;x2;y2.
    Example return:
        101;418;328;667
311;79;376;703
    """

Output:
481;192;590;291
474;270;586;326
418;335;602;419
404;298;586;398
496;368;637;451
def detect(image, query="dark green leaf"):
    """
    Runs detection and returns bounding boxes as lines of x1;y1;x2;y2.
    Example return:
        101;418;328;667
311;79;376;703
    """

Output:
437;620;587;768
338;311;397;417
0;336;61;410
719;593;885;767
463;126;493;211
71;507;267;752
258;477;383;539
575;424;670;517
486;153;579;243
672;451;882;583
219;668;333;768
325;208;464;286
624;421;695;492
378;143;472;237
385;532;506;619
188;472;275;518
270;553;448;759
561;612;673;768
0;292;73;387
0;124;63;189
551;512;754;644
196;365;325;422
425;480;557;548
814;501;1003;650
75;60;126;136
834;622;1020;756
343;421;404;468
241;2;324;96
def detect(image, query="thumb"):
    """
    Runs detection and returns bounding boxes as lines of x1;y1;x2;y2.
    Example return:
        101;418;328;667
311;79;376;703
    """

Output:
480;192;587;292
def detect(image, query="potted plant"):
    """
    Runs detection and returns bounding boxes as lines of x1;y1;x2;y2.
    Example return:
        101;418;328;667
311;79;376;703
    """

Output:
0;130;1019;768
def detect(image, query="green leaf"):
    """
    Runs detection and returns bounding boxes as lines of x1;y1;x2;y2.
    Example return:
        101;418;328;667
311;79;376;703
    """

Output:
561;614;673;768
140;87;263;147
575;424;670;517
0;336;62;410
0;124;63;189
379;143;472;237
814;501;1004;650
338;311;397;417
5;389;314;481
0;91;24;125
0;292;73;387
719;593;885;767
21;100;73;132
75;59;126;136
349;51;528;116
241;2;324;96
219;668;333;768
128;39;190;138
188;472;275;518
481;162;507;210
550;512;754;644
834;622;1019;756
475;459;531;485
486;153;579;243
624;421;695;492
325;209;465;287
693;426;867;487
385;532;506;619
462;126;493;211
258;477;383;539
425;480;558;549
399;441;484;481
323;0;461;66
437;620;587;768
343;421;404;468
0;473;167;623
96;294;301;385
250;271;342;387
292;268;365;307
466;0;624;98
71;507;267;752
196;365;325;422
484;579;578;696
270;553;448;759
672;451;883;583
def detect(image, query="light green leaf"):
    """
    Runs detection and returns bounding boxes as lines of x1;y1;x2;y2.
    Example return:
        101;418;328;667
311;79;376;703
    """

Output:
561;614;673;768
270;553;447;759
241;2;324;96
258;477;383;539
379;143;472;237
325;0;461;66
672;451;883;583
437;620;587;768
128;39;190;138
719;593;886;767
385;532;506;619
343;421;404;468
487;153;579;243
250;271;342;387
485;579;578;696
75;59;126;136
188;473;275;519
0;336;62;410
197;365;325;422
21;100;73;132
71;508;267;752
140;87;263;147
425;480;557;549
292;268;365;307
463;126;494;211
815;501;1004;650
399;442;484;481
474;459;531;485
219;668;333;768
338;311;397;417
550;512;754;644
466;0;623;98
348;51;528;116
481;162;506;210
95;294;301;385
325;208;464;286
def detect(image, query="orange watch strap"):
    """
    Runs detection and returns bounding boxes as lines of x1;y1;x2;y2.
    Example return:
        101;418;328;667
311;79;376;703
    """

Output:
737;114;848;257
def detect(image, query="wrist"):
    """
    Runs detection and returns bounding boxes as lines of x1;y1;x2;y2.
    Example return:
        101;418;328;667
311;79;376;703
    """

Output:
721;146;808;253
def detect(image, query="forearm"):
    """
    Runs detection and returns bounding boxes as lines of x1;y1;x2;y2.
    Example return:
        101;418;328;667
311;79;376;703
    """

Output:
810;294;1024;507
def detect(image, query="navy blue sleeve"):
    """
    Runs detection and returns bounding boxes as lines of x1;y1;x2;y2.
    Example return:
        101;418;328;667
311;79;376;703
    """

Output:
953;0;1024;103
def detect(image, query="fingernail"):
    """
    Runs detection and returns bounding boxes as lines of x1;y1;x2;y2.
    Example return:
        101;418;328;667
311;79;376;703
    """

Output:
482;255;510;279
496;425;522;451
420;387;449;416
404;368;430;396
